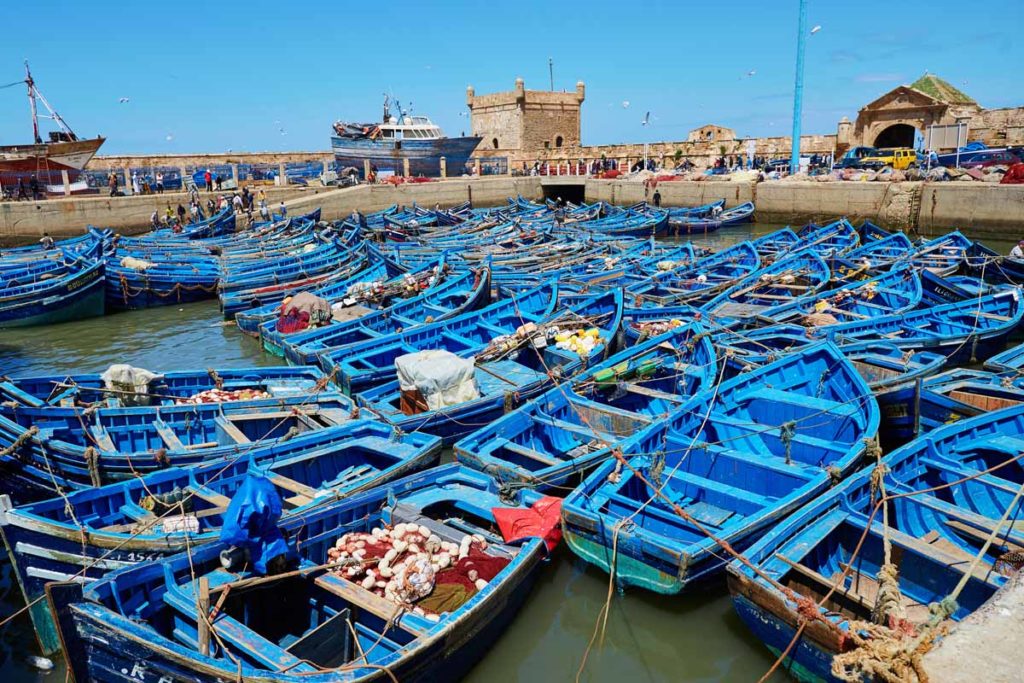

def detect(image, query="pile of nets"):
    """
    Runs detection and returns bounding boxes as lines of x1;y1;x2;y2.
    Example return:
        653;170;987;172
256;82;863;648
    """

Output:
632;318;686;337
177;387;271;404
326;523;509;618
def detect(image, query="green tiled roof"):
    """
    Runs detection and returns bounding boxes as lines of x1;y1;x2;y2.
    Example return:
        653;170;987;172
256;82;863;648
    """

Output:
909;74;976;105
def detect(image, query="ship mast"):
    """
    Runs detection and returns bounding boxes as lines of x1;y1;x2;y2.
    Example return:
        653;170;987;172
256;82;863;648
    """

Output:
25;61;40;143
24;61;78;143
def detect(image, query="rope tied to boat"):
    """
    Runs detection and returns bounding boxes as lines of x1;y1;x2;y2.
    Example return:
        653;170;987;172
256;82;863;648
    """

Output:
779;421;796;466
207;368;224;390
826;464;842;486
0;425;38;459
84;446;101;487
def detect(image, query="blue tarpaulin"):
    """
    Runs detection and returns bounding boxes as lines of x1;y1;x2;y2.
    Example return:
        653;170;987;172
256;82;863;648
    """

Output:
219;473;292;574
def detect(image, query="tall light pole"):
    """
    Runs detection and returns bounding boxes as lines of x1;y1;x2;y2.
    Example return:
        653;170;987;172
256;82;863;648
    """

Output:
790;0;809;174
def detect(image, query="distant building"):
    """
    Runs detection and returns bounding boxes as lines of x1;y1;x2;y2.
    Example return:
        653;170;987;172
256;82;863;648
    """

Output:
463;72;1023;170
837;73;1024;152
687;125;736;144
466;78;585;159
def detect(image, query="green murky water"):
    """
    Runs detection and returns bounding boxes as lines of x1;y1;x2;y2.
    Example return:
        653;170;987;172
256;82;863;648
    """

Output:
0;221;1006;681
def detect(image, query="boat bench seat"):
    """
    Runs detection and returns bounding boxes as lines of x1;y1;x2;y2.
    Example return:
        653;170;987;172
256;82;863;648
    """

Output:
536;412;615;442
495;439;562;466
951;434;1024;458
665;468;769;511
737;387;860;419
164;579;319;674
314;573;424;635
696;439;817;480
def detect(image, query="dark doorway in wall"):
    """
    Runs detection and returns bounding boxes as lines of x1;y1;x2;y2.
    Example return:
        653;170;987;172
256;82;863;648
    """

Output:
873;124;916;149
541;183;584;204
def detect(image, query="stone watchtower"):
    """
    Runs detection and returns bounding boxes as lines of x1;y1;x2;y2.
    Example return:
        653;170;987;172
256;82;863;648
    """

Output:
465;78;585;161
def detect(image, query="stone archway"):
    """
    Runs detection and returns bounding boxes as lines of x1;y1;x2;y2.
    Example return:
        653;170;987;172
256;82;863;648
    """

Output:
873;123;917;149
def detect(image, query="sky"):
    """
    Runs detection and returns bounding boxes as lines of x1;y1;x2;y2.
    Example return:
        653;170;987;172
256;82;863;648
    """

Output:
1;0;1020;155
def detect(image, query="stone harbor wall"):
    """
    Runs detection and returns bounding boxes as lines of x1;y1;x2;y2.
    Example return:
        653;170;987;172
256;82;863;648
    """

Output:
2;177;1021;243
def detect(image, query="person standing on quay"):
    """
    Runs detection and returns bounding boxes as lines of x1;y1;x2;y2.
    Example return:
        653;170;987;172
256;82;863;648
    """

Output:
653;189;662;207
108;172;118;196
177;203;187;225
279;201;287;218
131;172;141;196
204;168;213;192
155;172;164;194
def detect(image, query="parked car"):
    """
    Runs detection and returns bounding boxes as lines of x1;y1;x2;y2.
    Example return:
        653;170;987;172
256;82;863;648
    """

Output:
856;148;922;170
834;146;879;169
957;150;1021;169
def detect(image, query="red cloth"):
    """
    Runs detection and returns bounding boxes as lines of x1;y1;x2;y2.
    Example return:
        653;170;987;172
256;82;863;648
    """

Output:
492;496;563;552
602;169;622;179
435;547;511;590
275;309;309;333
1002;163;1024;185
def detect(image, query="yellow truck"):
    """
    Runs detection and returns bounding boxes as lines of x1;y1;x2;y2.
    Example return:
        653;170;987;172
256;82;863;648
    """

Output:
856;148;922;170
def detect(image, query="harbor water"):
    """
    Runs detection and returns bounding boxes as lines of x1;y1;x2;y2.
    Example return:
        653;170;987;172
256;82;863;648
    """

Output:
0;222;1009;682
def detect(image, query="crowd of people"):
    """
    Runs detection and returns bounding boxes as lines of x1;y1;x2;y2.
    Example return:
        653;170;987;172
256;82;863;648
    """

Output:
148;184;286;232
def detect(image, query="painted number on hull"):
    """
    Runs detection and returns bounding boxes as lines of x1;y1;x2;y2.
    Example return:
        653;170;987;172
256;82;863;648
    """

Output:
120;662;174;682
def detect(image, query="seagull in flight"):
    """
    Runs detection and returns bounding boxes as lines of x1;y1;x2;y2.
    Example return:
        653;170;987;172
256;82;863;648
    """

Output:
810;25;822;35
641;111;651;126
118;97;130;104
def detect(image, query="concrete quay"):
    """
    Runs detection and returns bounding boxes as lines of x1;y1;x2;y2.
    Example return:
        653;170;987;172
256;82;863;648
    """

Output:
1;176;1023;243
0;186;308;245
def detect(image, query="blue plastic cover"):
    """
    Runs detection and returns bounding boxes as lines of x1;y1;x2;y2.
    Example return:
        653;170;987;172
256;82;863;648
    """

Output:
219;473;292;574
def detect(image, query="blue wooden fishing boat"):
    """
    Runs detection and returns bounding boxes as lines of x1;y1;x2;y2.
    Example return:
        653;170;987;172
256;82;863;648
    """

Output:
701;249;832;321
322;283;559;395
667;201;755;235
0;393;357;497
727;405;1024;683
795;219;860;258
220;242;370;319
856;219;893;243
48;464;552;682
560;341;880;593
571;209;670;238
910;230;972;276
0;365;333;410
0;420;441;655
829;231;914;278
752;227;800;258
880;368;1024;450
920;269;986;306
821;289;1024;365
965;240;1024;284
0;248;104;328
356;289;625;444
0;230;108;259
984;339;1024;373
625;241;761;307
762;264;922;326
105;249;221;310
233;252;388;337
665;199;725;227
455;321;717;487
270;265;491;363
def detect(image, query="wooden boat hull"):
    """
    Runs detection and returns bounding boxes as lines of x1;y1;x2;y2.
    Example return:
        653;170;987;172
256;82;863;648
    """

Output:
1;421;441;655
50;465;549;682
0;262;104;328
